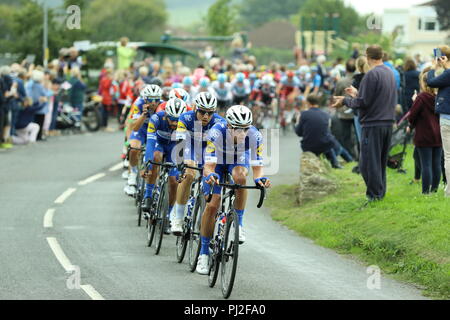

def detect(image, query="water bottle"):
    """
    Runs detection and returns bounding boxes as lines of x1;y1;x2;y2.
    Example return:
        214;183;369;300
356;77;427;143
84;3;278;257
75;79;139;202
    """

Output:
186;197;195;218
218;213;226;239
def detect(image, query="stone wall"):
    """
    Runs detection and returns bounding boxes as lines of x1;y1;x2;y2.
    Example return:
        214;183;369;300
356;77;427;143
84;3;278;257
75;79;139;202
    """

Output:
298;152;337;205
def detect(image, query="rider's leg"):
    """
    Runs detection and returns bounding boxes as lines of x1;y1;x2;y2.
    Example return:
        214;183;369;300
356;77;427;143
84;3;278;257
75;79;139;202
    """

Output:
200;194;221;255
231;166;249;227
128;139;141;176
144;151;162;199
175;162;196;221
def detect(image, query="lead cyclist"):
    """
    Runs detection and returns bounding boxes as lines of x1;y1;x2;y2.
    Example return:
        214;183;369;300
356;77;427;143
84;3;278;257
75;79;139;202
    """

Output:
196;105;271;275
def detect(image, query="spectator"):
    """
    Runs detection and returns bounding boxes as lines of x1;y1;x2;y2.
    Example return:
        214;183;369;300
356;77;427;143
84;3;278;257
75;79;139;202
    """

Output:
117;37;137;71
26;70;50;141
383;52;401;90
10;64;27;137
333;45;397;202
1;66;14;148
48;78;62;136
408;69;441;194
11;97;40;145
67;47;83;71
333;59;357;159
352;56;370;144
403;58;420;112
426;45;450;197
295;94;352;169
68;67;87;121
98;68;115;132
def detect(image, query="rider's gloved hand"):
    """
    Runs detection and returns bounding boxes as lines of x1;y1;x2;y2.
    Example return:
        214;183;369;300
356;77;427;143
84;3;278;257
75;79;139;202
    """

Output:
255;177;271;188
204;173;220;185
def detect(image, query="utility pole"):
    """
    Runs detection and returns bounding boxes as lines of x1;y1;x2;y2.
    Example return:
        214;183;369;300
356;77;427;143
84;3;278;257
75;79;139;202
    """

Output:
43;2;48;68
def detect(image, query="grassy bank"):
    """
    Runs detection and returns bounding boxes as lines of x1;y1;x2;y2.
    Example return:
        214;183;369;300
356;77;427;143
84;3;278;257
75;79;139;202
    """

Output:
266;146;450;299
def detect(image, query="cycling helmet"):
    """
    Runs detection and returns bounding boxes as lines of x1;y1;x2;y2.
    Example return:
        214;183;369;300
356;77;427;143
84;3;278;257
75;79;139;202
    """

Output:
235;72;245;82
199;77;210;88
249;73;257;80
194;92;217;111
165;98;187;118
218;73;227;83
286;70;295;77
140;84;162;101
182;76;193;86
169;88;190;102
149;77;163;87
225;105;252;128
298;65;310;74
171;82;182;89
262;74;272;85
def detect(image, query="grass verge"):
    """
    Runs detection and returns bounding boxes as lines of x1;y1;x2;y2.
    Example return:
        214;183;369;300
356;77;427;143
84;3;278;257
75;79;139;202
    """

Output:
266;146;450;299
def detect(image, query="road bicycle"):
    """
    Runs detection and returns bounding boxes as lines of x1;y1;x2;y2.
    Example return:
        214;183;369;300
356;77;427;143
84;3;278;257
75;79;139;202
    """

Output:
174;163;205;268
206;173;266;299
144;159;177;255
134;145;146;227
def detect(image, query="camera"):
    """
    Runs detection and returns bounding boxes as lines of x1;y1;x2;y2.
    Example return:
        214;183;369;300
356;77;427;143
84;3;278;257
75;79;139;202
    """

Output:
433;48;443;59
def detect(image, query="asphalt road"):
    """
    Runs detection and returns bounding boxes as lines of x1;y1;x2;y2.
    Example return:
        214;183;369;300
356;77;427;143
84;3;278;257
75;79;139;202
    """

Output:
0;128;427;300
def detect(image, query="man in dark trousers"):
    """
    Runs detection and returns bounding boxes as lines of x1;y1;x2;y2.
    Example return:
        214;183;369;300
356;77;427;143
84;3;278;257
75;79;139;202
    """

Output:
332;45;397;202
295;94;353;169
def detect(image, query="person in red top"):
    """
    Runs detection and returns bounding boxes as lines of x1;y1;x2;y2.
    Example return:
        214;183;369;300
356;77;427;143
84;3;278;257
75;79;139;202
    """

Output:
98;68;114;131
408;68;442;194
118;71;134;129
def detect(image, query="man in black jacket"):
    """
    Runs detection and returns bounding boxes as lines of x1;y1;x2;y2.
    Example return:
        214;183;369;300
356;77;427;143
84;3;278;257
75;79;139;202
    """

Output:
332;45;397;202
295;94;353;168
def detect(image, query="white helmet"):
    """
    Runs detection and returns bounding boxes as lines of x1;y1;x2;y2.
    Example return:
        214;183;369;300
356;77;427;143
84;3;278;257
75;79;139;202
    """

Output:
226;105;252;128
165;98;187;118
140;84;162;101
194;92;217;110
261;74;273;85
169;88;190;102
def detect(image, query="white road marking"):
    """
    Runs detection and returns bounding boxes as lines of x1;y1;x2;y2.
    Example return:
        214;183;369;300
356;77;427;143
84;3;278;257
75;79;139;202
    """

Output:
54;188;77;204
78;173;106;186
43;208;55;228
108;162;123;172
81;284;105;300
46;237;74;272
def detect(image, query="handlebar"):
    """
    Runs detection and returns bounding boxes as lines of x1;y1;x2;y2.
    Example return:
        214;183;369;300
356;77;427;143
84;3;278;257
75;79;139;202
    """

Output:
206;181;266;208
145;159;177;170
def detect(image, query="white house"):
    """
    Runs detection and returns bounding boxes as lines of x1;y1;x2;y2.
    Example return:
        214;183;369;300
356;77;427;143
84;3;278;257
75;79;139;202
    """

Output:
381;1;448;58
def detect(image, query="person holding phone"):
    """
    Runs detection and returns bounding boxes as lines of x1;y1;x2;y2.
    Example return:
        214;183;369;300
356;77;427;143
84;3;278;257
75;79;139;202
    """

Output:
426;45;450;197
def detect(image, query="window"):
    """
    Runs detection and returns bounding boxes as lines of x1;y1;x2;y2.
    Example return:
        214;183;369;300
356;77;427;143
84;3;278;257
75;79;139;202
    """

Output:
418;18;422;30
425;21;436;31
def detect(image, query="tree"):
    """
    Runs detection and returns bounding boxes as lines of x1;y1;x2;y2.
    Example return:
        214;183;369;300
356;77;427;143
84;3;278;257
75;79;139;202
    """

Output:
297;0;365;38
85;0;167;42
238;0;306;29
430;0;450;31
206;0;236;36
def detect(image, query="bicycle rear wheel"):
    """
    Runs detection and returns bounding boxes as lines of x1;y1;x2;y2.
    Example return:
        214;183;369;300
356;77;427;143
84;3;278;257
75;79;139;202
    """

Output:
176;216;188;263
154;179;168;255
220;210;239;299
137;178;145;226
188;193;205;272
208;244;220;288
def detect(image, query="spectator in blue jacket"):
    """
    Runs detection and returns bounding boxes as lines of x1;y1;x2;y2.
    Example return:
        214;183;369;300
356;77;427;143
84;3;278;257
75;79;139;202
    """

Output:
426;45;450;197
26;70;49;141
10;64;27;136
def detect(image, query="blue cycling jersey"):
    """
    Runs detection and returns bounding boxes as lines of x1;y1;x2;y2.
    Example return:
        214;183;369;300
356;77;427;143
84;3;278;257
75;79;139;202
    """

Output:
144;111;177;163
204;122;264;166
280;76;301;88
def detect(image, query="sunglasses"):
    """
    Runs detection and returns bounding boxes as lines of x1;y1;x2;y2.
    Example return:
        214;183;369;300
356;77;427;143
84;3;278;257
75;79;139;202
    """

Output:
167;116;179;122
197;109;214;116
144;98;160;103
230;126;250;132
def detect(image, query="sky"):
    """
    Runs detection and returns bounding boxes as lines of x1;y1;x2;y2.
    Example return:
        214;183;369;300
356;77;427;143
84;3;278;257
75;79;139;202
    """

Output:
345;0;428;14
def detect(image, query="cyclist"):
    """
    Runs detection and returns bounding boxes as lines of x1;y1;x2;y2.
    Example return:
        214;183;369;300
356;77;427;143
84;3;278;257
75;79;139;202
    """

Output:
196;105;271;275
211;73;232;115
182;76;197;105
142;98;187;228
171;92;226;235
231;72;251;105
250;74;276;106
277;70;301;108
156;88;191;112
197;77;213;95
124;84;163;196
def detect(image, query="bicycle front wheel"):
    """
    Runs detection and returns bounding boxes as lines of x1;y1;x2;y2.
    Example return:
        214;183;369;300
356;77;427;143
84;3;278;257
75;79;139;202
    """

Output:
188;194;205;272
154;180;168;255
220;210;239;299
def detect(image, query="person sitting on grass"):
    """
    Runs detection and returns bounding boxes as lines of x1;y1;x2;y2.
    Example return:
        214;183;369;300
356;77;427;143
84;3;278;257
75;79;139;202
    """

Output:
295;94;353;168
